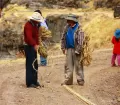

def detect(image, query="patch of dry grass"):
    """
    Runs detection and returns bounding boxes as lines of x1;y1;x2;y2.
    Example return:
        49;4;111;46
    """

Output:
1;4;120;50
2;4;33;19
83;14;120;48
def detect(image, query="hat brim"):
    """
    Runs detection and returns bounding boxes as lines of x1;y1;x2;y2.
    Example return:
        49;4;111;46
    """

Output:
28;16;44;22
66;17;78;22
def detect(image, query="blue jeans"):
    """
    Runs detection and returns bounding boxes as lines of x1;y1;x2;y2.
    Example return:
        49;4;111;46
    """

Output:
40;56;47;66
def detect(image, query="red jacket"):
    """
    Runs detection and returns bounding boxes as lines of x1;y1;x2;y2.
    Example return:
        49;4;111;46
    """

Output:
112;36;120;54
24;21;39;47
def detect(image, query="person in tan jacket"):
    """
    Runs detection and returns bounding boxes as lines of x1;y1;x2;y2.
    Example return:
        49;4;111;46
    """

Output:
61;14;85;86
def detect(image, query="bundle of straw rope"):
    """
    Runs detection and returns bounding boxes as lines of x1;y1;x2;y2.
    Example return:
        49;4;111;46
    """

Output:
38;43;48;58
79;35;93;66
38;26;51;58
40;26;52;38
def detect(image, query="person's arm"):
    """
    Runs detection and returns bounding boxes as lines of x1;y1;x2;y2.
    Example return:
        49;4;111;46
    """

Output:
61;26;68;54
112;36;115;44
75;27;84;54
78;29;84;46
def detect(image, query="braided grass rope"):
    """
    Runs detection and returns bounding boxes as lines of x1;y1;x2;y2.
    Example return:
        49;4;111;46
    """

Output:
38;26;52;58
38;44;48;58
41;26;52;38
80;35;93;66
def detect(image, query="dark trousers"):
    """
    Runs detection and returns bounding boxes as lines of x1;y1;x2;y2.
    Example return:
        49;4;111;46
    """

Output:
24;45;38;86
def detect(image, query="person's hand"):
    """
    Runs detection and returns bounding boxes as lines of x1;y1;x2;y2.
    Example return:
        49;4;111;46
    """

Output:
62;49;66;55
34;45;39;52
75;51;80;55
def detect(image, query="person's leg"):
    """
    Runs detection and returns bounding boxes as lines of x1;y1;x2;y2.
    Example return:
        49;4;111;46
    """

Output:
40;56;47;66
63;49;74;85
33;47;38;85
40;40;47;66
111;54;117;66
24;45;38;87
75;53;84;86
117;55;120;66
24;45;32;86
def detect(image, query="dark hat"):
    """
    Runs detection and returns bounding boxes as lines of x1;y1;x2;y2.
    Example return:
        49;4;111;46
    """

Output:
65;14;78;22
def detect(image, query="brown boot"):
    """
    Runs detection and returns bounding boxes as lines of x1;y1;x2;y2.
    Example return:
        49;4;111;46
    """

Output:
77;80;84;86
61;80;73;86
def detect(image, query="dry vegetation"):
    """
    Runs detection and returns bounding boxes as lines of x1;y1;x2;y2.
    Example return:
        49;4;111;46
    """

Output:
0;4;120;51
1;3;120;105
83;14;120;48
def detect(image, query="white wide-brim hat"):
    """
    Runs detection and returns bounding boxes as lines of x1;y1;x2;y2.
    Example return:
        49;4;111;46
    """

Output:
28;12;44;22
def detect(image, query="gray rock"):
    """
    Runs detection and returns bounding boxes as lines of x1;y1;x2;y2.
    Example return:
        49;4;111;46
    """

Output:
46;14;67;42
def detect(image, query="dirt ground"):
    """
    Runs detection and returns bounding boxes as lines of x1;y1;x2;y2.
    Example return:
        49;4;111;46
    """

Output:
0;48;120;105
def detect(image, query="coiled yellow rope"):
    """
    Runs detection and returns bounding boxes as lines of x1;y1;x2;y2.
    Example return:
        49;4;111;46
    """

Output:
80;35;93;66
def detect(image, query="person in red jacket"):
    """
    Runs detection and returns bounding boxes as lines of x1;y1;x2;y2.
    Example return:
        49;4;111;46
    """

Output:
24;12;44;88
111;29;120;67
